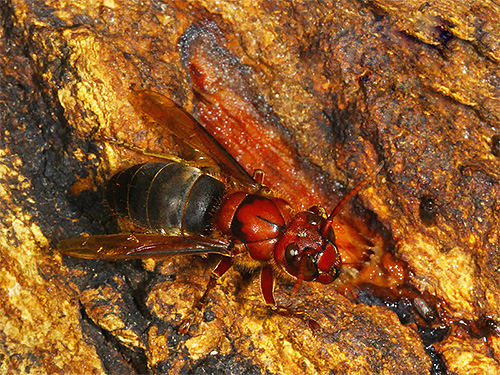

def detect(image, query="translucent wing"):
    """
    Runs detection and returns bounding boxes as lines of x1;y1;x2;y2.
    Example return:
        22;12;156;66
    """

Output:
58;233;231;260
128;90;256;186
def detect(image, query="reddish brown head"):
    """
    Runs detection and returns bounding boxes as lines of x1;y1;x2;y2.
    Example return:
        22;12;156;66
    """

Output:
274;206;341;285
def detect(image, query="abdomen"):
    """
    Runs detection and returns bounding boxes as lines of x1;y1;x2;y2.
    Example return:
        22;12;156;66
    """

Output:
106;162;225;235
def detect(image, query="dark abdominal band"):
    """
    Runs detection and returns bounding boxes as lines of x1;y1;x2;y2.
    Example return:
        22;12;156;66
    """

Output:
106;162;225;235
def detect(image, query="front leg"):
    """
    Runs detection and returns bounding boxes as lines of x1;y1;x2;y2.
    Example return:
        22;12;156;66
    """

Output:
260;265;320;331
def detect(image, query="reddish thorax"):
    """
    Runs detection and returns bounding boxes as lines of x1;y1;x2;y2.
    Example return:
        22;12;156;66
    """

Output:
216;192;293;262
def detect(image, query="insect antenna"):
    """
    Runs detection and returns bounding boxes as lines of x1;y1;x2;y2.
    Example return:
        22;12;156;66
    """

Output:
322;162;384;237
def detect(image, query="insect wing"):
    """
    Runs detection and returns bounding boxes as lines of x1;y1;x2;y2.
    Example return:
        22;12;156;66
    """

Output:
129;90;256;186
58;233;231;260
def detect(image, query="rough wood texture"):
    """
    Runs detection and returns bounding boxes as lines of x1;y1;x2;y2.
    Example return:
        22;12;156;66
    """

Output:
1;0;499;374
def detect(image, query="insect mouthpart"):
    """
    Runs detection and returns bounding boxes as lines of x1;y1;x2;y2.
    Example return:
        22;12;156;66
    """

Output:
285;244;319;280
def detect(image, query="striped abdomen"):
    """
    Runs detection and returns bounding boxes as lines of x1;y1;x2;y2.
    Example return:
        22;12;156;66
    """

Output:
106;162;225;235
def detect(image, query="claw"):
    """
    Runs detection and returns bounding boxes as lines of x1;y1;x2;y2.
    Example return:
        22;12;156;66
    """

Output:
270;305;321;332
178;310;201;335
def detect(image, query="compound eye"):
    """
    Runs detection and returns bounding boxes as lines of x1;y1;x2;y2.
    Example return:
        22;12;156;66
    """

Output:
306;213;324;226
307;206;327;218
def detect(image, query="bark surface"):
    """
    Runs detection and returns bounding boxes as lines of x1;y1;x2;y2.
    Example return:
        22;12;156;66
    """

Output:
1;1;499;374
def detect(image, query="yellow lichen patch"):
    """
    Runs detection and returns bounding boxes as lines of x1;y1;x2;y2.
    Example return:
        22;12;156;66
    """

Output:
0;146;104;373
146;325;170;368
441;334;500;375
401;233;476;318
235;313;318;374
80;283;145;350
184;322;231;360
56;29;141;141
0;221;104;374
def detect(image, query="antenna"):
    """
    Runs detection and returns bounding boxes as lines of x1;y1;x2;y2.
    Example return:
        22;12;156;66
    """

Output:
321;162;384;237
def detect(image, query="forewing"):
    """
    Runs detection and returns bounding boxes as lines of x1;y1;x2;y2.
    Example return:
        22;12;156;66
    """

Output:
128;90;256;186
58;233;231;260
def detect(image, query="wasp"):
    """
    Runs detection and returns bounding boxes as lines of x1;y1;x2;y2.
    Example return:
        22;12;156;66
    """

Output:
59;90;379;331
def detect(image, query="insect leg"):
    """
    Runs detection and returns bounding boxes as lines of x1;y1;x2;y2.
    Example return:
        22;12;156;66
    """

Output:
260;264;276;306
195;256;233;311
260;265;320;331
178;256;232;334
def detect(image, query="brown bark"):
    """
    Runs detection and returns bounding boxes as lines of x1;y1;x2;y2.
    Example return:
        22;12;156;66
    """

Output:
1;0;499;374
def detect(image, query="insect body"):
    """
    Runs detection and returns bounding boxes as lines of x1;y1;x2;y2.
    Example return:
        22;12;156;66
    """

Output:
59;90;376;326
106;161;225;236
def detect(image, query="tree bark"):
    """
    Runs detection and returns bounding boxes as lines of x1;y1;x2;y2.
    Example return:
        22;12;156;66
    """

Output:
1;0;499;374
